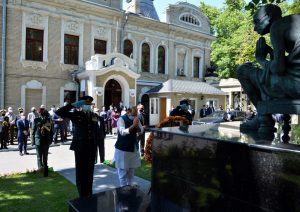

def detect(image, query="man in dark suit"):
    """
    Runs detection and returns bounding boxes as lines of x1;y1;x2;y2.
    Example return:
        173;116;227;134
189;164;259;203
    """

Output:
206;105;215;116
200;105;206;118
94;108;106;164
16;112;29;156
32;106;53;176
56;96;101;197
52;112;65;144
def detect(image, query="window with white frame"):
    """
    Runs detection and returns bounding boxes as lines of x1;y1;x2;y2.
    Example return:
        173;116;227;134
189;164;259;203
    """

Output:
64;34;79;65
61;20;84;67
150;98;159;114
91;25;111;56
157;46;166;74
94;39;107;54
192;50;204;79
141;43;150;72
179;13;201;26
123;39;133;58
26;28;44;61
21;12;49;66
193;57;200;78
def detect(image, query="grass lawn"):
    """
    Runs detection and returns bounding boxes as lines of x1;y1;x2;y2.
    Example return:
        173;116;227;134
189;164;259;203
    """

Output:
0;170;78;212
104;158;152;181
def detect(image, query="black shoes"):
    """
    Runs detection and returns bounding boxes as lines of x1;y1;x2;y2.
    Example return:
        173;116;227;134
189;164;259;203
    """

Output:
24;152;29;155
19;152;23;156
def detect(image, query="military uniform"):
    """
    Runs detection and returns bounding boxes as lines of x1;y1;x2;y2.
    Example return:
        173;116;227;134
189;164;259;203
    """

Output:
32;111;53;173
56;98;100;197
1;115;9;149
95;115;106;163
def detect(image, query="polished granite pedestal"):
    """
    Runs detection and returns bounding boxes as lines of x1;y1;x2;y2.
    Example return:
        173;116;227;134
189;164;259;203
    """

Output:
150;122;300;212
68;186;150;212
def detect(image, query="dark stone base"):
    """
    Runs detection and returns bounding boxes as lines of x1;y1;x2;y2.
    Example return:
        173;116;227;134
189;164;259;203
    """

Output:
150;124;300;212
68;186;150;212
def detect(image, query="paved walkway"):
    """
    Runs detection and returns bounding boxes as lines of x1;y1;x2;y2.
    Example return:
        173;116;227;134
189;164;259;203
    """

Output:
0;134;151;194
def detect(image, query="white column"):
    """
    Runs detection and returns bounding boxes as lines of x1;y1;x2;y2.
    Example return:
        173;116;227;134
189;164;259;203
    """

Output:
175;48;178;76
21;85;26;111
88;73;96;100
42;86;47;106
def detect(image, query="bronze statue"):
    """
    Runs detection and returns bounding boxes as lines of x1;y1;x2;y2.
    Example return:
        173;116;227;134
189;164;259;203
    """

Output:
236;4;300;132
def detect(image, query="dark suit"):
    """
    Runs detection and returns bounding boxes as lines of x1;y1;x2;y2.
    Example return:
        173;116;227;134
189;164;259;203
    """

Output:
200;108;206;118
137;112;145;156
106;109;112;134
32;116;53;169
56;104;99;197
95;116;106;163
16;118;29;153
52;113;64;143
170;106;192;123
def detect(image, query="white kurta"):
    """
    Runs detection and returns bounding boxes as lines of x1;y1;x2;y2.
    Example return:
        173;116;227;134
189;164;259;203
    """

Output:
113;116;143;169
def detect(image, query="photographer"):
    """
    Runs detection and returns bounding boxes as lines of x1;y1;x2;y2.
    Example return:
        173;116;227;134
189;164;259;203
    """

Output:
170;99;193;124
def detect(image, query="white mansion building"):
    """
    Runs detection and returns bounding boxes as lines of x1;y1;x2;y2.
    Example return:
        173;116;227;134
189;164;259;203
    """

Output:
0;0;227;125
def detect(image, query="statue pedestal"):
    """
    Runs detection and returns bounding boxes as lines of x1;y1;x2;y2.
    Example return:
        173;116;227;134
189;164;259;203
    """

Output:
150;123;300;211
68;187;149;212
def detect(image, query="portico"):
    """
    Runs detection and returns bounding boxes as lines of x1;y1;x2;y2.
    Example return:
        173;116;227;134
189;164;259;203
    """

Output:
78;53;140;109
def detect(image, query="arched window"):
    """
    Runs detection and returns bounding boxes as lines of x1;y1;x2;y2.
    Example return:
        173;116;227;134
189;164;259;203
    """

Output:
123;39;133;58
141;43;150;72
180;14;200;26
157;46;165;74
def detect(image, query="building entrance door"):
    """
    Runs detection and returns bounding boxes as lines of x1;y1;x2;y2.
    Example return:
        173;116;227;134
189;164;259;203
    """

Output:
104;79;122;110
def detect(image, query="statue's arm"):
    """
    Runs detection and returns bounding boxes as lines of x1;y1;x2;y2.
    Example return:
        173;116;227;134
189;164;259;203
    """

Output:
269;23;286;75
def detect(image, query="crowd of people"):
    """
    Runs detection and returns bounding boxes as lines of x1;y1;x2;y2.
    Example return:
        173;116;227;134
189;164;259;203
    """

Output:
0;98;147;197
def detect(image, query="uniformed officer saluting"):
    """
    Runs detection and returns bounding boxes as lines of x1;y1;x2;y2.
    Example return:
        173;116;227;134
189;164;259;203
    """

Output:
55;96;99;197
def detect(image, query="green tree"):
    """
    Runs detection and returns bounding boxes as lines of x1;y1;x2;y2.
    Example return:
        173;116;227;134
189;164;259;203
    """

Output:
245;0;285;14
200;0;299;79
201;0;255;78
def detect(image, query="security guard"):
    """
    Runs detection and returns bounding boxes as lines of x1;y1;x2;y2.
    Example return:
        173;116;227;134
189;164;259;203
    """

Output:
170;99;193;124
32;107;53;176
56;96;100;197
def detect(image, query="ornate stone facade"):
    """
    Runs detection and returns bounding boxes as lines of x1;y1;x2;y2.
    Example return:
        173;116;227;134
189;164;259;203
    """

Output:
0;0;224;124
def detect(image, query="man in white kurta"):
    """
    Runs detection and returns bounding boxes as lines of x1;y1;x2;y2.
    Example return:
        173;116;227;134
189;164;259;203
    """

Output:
113;106;144;187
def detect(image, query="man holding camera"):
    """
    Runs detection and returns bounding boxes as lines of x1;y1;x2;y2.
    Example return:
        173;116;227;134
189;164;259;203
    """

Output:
170;99;193;124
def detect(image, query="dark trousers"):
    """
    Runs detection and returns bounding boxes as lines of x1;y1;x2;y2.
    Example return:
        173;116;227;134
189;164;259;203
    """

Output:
106;120;112;134
138;132;145;156
9;125;15;144
18;134;28;153
36;144;49;168
95;139;105;163
0;132;7;148
74;147;95;197
53;126;64;143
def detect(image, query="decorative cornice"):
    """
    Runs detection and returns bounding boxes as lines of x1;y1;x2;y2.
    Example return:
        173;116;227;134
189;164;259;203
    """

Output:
60;63;79;72
21;60;48;70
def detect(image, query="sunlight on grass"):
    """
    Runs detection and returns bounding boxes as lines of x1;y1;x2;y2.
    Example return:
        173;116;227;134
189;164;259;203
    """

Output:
0;171;78;212
42;191;52;195
104;159;152;181
15;181;34;186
